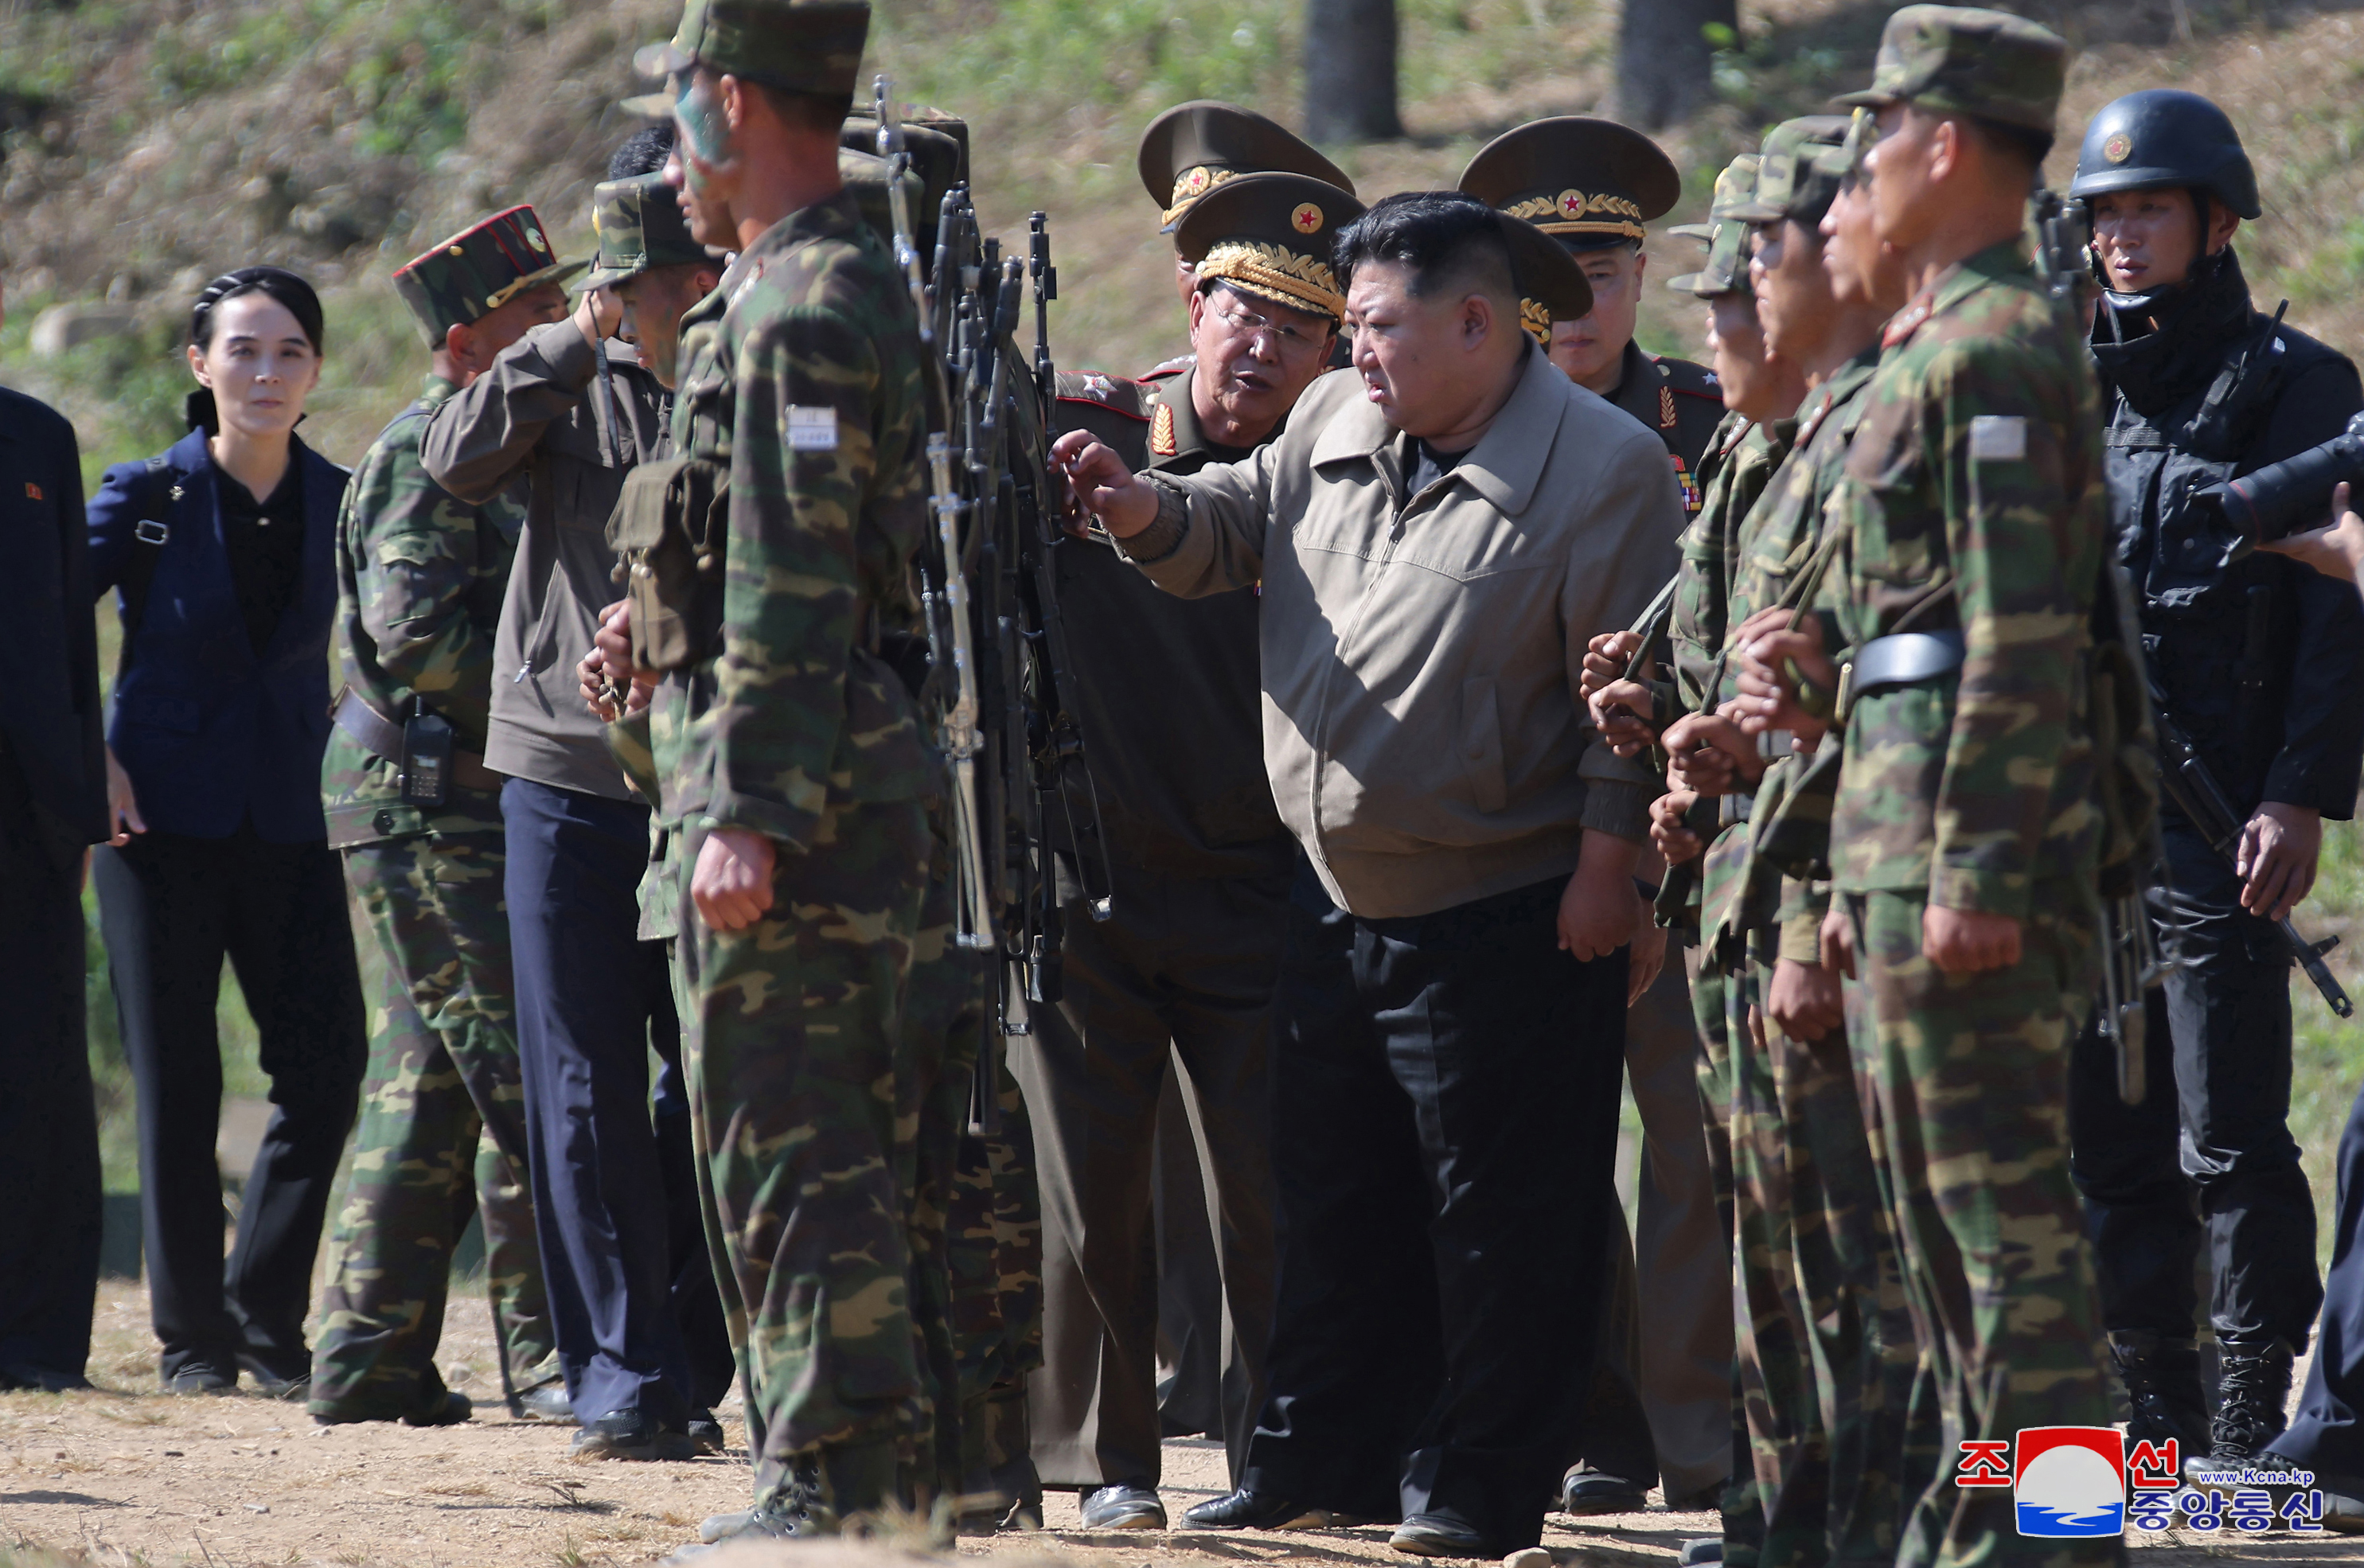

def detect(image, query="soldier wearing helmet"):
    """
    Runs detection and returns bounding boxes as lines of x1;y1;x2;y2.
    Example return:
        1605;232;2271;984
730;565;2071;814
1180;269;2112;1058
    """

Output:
2066;88;2364;1477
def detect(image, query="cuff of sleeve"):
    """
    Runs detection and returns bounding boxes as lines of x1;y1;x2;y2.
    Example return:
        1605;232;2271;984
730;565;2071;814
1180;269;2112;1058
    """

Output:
1113;479;1191;565
699;790;823;856
1929;863;2029;920
531;318;603;392
2262;762;2346;820
1580;780;1648;843
1777;911;1824;966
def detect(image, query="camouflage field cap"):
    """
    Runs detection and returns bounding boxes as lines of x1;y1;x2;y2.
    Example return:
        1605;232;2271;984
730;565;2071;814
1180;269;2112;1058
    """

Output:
392;205;587;345
1726;115;1854;226
583;175;715;291
1667;153;1761;298
1497;211;1595;349
1458;116;1681;252
1173;171;1365;322
1137;101;1355;233
627;0;871;111
1834;5;2066;135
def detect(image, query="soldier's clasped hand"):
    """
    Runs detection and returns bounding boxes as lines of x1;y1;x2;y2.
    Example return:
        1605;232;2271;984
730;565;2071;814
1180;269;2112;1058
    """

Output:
1649;788;1704;865
1731;606;1836;743
1660;712;1758;796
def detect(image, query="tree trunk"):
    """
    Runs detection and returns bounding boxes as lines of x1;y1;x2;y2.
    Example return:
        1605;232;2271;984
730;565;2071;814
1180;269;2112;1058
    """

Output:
1305;0;1402;145
1611;0;1737;131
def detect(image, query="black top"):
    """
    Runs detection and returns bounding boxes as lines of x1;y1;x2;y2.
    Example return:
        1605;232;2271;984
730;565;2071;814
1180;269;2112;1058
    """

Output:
1050;365;1296;883
213;454;306;656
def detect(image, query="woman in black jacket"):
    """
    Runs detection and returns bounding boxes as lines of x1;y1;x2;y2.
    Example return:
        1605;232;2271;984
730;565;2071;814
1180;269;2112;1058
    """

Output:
89;267;366;1396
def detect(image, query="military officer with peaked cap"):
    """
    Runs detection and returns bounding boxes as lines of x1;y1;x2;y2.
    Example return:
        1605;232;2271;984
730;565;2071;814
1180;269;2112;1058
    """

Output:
1136;101;1355;378
1093;94;1356;1466
1464;115;1733;1517
1022;170;1362;1531
1461;116;1725;510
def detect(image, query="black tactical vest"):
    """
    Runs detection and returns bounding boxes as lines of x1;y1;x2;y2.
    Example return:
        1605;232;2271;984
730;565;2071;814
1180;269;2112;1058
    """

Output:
2097;267;2348;812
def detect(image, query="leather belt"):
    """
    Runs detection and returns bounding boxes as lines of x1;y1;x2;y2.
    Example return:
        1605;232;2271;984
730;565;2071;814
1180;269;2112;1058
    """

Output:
333;689;503;794
1850;630;1965;695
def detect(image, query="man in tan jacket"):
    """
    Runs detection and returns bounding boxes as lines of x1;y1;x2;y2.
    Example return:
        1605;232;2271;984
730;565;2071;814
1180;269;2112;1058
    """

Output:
1055;191;1681;1559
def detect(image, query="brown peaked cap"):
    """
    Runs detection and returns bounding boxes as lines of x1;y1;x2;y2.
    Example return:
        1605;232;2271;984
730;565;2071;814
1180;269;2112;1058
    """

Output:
1138;100;1355;232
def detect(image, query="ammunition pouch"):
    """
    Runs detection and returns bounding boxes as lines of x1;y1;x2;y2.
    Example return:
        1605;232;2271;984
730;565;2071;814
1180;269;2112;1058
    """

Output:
611;455;729;672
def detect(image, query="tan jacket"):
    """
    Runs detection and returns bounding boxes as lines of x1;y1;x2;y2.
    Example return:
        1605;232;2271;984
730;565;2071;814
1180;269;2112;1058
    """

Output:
1118;346;1683;919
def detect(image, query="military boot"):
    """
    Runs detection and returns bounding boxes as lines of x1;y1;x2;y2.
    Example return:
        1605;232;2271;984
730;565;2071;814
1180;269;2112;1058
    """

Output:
809;1437;915;1535
2206;1341;2296;1467
2109;1332;2211;1454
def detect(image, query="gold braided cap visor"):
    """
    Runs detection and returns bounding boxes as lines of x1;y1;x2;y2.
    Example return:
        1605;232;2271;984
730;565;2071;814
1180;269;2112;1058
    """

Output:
1162;166;1243;228
1500;189;1648;242
1519;298;1552;348
1196;239;1345;320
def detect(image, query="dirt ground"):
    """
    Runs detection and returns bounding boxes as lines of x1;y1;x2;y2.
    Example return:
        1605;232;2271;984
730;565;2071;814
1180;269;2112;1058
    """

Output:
3;1284;2361;1568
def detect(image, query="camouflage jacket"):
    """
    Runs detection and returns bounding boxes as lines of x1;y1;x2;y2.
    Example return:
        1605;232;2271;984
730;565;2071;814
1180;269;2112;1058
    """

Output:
1699;347;1881;961
650;186;934;849
1668;410;1794;719
322;375;525;848
1822;243;2105;915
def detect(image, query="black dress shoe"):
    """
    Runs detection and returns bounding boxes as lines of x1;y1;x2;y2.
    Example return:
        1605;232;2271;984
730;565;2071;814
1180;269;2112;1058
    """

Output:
1388;1513;1488;1557
1679;1539;1724;1566
1562;1468;1651;1515
507;1379;574;1423
1183;1489;1334;1530
571;1407;695;1461
684;1414;724;1454
1082;1483;1167;1529
165;1362;236;1394
1;1364;94;1393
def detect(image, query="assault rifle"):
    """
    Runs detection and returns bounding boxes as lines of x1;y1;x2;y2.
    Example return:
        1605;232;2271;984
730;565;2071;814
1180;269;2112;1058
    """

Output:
2150;702;2353;1018
875;82;1116;1106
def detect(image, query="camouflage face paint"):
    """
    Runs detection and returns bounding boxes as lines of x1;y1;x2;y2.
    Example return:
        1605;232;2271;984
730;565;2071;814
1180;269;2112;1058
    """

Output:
675;72;731;172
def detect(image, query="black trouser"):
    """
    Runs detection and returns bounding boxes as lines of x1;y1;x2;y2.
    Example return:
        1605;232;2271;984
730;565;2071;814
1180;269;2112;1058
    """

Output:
502;778;719;1426
2067;818;2323;1350
0;750;101;1387
2269;1072;2364;1480
92;823;365;1382
1016;860;1288;1490
1239;865;1627;1555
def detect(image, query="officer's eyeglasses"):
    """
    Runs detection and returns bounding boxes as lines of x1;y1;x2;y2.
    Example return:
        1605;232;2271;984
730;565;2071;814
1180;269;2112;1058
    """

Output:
1212;295;1327;357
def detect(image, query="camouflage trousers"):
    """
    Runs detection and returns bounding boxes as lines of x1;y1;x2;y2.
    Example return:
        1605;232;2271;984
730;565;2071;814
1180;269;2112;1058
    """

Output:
313;830;559;1419
1724;945;1926;1568
901;836;1044;1522
1691;956;1761;1565
675;802;930;1523
1842;890;2120;1568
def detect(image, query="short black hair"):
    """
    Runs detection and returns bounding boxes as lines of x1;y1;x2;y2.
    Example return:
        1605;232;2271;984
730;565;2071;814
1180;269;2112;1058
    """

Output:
189;266;324;355
610;124;677;179
1332;191;1516;304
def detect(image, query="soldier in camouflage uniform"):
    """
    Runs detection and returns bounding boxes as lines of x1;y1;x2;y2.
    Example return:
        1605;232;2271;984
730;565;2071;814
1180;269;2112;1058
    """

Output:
1586;150;1808;1564
1736;12;2120;1566
617;0;938;1538
1461;116;1731;1515
312;207;583;1427
1679;123;1925;1568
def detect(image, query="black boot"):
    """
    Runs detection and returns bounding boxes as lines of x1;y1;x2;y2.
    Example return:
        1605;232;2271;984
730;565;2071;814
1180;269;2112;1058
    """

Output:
2207;1341;2296;1466
2110;1333;2210;1454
